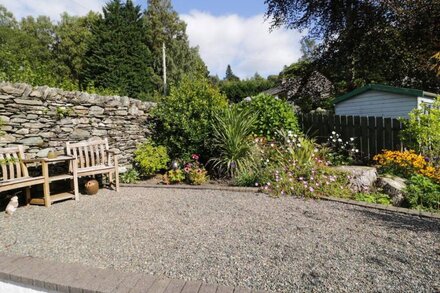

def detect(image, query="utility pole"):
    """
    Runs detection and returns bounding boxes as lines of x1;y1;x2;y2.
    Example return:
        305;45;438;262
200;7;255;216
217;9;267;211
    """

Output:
163;42;167;96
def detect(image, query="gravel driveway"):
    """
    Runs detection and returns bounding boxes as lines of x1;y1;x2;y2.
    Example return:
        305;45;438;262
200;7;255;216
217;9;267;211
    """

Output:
1;187;439;292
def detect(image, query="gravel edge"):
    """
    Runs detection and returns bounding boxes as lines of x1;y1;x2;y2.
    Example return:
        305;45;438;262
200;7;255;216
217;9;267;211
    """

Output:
121;183;440;220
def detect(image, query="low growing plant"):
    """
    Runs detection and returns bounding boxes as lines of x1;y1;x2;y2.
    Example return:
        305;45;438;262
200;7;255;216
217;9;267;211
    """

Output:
163;169;185;185
355;192;391;205
405;174;440;211
134;141;170;177
184;154;208;185
119;169;140;184
374;150;440;182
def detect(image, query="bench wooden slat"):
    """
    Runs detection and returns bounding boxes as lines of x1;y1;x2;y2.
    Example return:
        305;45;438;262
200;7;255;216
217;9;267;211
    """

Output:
5;153;14;179
12;153;21;179
90;144;96;166
0;153;8;181
84;145;90;167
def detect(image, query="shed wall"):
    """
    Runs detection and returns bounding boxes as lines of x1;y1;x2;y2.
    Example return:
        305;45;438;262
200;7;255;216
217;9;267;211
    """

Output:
335;90;417;118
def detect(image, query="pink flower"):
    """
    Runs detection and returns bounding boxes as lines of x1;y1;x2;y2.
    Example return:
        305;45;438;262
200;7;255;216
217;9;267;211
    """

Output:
191;154;200;160
309;187;314;192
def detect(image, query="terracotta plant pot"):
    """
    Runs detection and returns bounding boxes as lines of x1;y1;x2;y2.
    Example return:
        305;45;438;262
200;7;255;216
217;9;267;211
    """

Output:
85;179;99;195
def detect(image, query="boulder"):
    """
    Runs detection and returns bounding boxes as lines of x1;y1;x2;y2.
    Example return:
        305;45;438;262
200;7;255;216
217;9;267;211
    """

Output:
377;175;407;207
334;166;377;192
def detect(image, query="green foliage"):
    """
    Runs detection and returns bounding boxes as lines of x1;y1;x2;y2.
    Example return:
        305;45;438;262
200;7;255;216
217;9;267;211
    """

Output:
219;76;276;103
184;155;208;185
224;64;239;81
406;174;440;211
54;12;98;88
265;0;440;94
134;141;170;177
163;169;185;184
355;192;391;205
120;169;140;184
144;0;208;93
239;93;299;140
210;106;257;178
254;133;352;198
401;98;440;165
152;75;228;161
83;0;154;99
55;106;73;119
324;131;359;166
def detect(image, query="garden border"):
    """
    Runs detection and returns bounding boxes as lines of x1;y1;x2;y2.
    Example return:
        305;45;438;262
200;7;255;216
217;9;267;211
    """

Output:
120;183;440;220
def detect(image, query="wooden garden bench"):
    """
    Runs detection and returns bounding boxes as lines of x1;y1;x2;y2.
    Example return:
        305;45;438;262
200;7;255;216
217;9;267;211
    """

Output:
0;145;44;204
66;138;119;193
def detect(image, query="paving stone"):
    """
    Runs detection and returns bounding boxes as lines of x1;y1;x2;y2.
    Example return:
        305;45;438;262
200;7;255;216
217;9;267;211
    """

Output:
163;279;186;293
234;287;252;293
216;286;234;293
147;277;171;293
199;283;218;293
181;280;202;293
129;275;157;293
112;272;145;293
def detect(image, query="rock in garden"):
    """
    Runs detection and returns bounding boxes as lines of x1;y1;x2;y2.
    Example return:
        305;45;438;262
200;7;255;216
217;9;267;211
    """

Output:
377;175;407;207
334;166;377;192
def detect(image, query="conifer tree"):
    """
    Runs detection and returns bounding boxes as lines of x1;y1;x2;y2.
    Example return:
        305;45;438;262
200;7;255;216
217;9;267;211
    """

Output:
224;64;239;81
84;0;154;98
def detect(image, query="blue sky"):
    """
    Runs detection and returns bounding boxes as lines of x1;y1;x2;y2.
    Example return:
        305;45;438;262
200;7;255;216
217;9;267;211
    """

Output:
138;0;267;17
0;0;303;78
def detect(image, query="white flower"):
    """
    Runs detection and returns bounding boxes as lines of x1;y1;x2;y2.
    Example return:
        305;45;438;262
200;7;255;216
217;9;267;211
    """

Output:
287;140;291;144
355;149;359;153
293;134;298;138
350;137;355;141
330;136;333;139
338;138;342;142
297;143;302;148
332;131;336;135
332;139;336;142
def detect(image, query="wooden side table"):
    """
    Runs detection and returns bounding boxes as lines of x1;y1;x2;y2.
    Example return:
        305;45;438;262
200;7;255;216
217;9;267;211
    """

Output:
29;155;79;207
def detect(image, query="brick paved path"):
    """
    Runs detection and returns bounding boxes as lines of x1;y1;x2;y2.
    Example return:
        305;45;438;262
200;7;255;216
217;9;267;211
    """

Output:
0;254;267;293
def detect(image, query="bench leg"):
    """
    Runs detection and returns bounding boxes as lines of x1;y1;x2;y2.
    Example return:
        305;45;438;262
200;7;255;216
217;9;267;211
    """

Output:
25;187;31;205
72;160;79;201
114;156;119;192
109;171;113;188
42;161;51;207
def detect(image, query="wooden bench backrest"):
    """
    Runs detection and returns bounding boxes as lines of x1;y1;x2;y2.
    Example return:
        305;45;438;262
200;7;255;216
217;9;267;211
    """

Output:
0;145;29;180
66;138;109;168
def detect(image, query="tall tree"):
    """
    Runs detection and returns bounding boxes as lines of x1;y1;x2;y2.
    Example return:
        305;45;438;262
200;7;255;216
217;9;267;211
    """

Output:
83;0;154;98
54;12;98;89
265;0;440;93
224;64;239;81
144;0;208;94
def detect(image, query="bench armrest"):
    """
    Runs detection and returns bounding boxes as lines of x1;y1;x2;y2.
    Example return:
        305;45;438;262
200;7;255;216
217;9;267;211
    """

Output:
21;159;44;164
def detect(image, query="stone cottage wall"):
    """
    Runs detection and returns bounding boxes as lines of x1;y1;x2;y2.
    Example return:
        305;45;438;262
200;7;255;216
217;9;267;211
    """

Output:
0;82;155;168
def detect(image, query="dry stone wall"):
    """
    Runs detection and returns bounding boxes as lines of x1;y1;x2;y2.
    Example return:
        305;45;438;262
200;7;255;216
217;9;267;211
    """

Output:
0;82;154;167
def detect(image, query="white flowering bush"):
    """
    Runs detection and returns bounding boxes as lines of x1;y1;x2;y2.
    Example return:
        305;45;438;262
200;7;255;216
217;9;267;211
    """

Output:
325;131;359;165
253;130;354;198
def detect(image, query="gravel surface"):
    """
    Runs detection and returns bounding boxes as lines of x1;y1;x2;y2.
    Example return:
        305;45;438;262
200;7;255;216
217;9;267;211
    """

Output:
1;187;439;292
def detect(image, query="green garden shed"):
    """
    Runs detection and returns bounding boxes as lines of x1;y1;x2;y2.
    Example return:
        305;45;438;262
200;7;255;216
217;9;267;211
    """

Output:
334;84;438;118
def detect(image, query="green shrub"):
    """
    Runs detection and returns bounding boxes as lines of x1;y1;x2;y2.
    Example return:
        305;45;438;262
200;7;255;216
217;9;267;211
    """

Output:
406;174;440;211
401;97;440;165
119;169;140;184
134;141;170;177
239;93;299;140
210;106;257;178
152;75;228;161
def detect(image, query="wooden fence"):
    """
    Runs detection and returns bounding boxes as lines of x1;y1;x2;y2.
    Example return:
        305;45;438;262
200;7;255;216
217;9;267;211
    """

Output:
298;113;406;159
